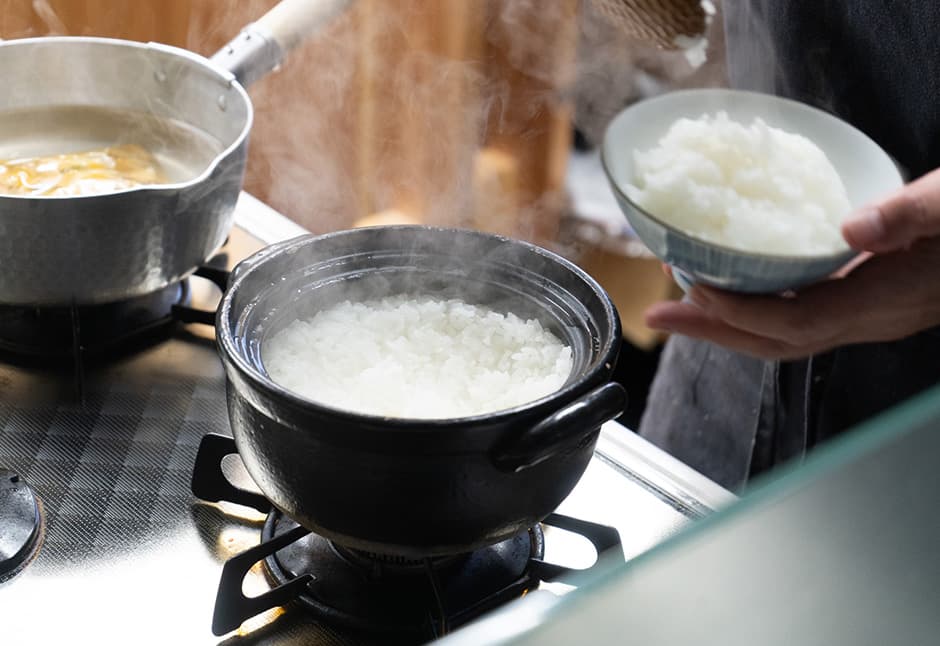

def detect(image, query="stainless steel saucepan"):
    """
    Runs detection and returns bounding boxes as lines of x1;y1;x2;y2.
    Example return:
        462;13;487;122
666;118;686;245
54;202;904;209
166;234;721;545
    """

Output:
0;0;351;305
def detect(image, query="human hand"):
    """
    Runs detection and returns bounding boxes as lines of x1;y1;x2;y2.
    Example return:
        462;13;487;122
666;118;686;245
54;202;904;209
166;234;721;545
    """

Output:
644;167;940;360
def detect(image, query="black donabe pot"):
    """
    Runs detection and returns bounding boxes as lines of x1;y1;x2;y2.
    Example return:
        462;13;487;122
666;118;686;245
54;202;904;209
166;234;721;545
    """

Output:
218;226;625;557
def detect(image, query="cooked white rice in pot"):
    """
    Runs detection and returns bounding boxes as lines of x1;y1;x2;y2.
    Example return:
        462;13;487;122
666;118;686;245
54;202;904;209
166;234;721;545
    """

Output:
262;295;574;419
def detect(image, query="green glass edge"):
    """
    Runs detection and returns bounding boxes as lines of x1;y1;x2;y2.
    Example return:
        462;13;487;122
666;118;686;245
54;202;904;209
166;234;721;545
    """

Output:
512;381;940;638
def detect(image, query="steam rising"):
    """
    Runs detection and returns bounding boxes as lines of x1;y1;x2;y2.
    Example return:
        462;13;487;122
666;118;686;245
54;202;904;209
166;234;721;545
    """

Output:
30;0;67;35
183;0;707;240
722;2;837;113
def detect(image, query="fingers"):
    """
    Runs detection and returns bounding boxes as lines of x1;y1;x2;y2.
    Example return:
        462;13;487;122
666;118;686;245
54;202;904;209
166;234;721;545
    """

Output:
832;251;872;278
843;167;940;252
648;246;935;360
645;301;799;360
683;282;859;348
647;264;881;358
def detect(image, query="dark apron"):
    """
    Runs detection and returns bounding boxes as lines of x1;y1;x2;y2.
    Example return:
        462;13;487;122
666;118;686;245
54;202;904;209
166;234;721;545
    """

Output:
638;1;940;491
640;330;940;491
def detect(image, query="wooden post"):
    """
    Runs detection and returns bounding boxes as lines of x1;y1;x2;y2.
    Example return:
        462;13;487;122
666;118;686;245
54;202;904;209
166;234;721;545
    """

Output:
478;0;579;246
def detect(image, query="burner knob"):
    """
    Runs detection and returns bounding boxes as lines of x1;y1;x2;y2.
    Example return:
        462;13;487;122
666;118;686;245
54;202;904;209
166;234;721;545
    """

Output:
0;470;43;580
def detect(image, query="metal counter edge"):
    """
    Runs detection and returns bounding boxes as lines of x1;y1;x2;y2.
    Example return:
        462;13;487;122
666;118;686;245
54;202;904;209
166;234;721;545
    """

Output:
233;192;309;245
596;422;737;517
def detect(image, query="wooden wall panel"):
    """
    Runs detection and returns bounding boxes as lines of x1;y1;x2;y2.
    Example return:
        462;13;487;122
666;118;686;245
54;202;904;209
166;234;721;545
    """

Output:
480;0;579;243
0;0;191;44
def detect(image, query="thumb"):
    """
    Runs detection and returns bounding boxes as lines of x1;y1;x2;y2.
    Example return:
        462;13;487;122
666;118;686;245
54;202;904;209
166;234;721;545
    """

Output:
842;167;940;253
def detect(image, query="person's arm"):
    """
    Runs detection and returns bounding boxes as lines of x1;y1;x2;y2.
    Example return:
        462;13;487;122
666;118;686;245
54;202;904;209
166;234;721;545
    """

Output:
644;168;940;360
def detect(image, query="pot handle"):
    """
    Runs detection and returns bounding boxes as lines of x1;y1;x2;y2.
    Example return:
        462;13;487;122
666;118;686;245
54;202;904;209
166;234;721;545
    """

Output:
211;0;353;87
492;382;627;473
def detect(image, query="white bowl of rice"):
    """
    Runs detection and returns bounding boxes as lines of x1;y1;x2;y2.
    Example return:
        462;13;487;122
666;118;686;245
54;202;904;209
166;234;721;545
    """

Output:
602;88;904;293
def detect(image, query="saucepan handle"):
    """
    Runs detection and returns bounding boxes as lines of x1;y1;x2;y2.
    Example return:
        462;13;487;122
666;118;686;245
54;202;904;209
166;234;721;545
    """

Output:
211;0;353;87
491;382;627;473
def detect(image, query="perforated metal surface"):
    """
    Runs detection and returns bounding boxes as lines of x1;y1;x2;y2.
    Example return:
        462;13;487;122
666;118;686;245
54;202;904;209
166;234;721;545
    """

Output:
0;343;225;570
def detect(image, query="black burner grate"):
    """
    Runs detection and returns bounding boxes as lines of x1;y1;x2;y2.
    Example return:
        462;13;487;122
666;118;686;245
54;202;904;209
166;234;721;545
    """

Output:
0;266;229;403
0;281;189;360
191;433;624;641
260;510;544;639
0;265;229;362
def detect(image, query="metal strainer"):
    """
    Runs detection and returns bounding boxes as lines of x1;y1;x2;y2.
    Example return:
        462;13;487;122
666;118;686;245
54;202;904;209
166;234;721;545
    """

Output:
591;0;708;48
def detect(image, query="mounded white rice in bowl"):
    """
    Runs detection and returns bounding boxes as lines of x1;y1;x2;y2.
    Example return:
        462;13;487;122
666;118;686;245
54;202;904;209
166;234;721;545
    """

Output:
262;295;574;419
626;111;852;256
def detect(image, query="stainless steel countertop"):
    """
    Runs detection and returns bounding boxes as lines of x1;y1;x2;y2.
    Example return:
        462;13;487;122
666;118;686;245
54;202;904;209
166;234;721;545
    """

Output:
0;194;732;644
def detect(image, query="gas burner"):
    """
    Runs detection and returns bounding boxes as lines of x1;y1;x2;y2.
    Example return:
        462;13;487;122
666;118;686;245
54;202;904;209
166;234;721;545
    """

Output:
258;511;543;637
191;434;623;641
0;265;228;362
0;469;43;582
0;281;190;360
